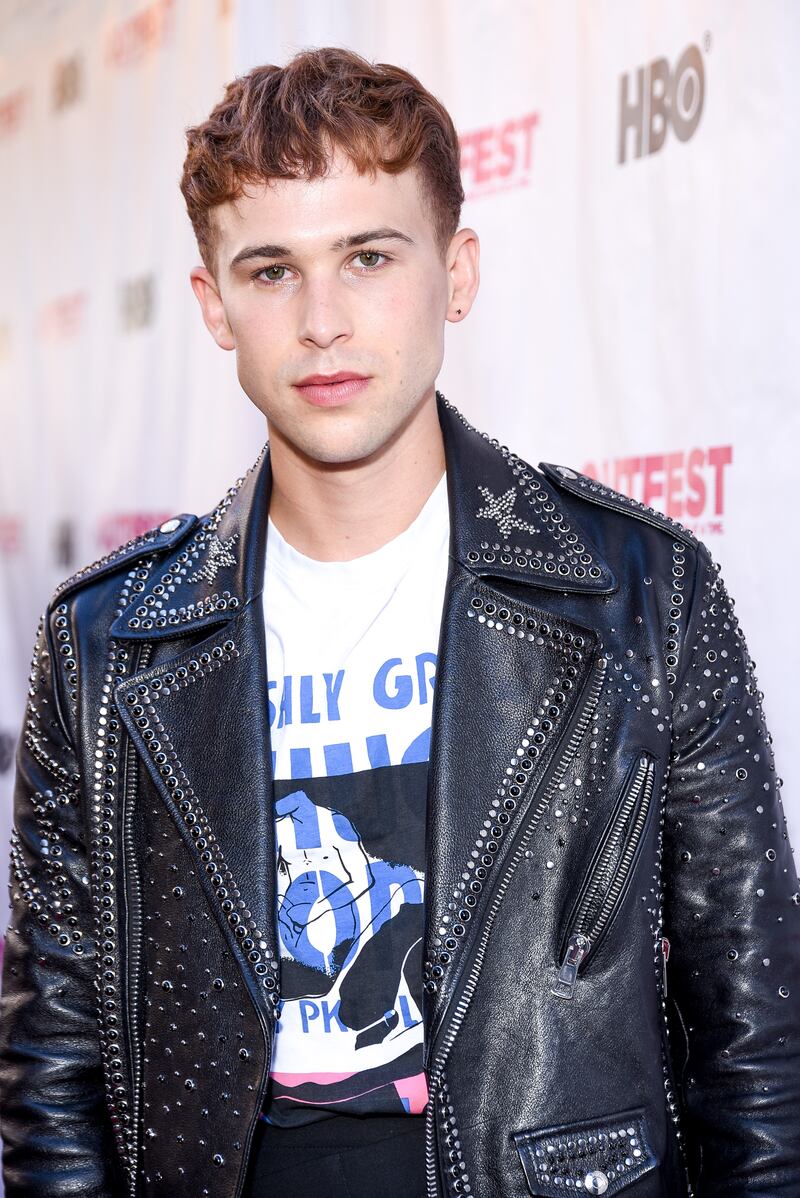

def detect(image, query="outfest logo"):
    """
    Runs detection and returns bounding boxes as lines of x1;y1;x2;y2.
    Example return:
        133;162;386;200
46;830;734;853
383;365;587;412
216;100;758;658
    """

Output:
582;446;733;537
98;512;173;552
38;292;87;340
0;516;21;554
459;111;540;200
106;0;176;68
619;41;707;164
0;87;28;139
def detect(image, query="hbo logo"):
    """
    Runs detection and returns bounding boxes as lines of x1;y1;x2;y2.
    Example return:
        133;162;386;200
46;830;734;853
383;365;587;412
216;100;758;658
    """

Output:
619;44;705;164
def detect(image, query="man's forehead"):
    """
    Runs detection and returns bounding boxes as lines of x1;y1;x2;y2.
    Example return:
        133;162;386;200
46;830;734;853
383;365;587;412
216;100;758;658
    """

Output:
216;158;427;250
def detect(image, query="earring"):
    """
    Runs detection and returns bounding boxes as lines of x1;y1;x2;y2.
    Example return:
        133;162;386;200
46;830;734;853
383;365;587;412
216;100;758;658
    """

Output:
456;308;462;315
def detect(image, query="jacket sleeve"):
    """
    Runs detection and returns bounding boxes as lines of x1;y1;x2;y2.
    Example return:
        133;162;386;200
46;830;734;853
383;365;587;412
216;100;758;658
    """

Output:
664;543;800;1196
0;607;118;1197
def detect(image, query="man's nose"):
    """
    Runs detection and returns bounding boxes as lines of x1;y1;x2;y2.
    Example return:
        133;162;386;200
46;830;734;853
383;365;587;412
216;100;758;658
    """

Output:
297;277;353;349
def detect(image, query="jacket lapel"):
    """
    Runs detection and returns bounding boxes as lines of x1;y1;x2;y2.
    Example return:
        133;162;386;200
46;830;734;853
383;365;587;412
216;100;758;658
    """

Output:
115;605;277;952
422;399;612;1049
112;393;616;1028
113;445;280;1008
437;394;616;596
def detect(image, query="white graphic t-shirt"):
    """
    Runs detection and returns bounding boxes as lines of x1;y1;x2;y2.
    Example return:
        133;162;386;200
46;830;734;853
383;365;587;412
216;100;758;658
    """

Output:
261;471;449;1127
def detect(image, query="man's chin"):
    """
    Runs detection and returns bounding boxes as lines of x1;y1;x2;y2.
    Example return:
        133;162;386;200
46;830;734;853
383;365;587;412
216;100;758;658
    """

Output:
298;437;392;469
285;420;399;470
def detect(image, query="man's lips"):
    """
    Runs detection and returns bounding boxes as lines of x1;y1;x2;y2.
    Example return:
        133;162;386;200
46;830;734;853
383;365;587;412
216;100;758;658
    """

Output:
295;372;368;386
293;374;371;407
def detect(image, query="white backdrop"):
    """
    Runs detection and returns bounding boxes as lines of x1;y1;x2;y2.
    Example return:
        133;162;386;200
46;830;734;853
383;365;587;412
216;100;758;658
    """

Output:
1;0;797;968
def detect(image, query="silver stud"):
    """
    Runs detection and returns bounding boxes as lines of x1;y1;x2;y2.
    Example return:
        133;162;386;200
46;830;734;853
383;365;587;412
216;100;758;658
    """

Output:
584;1170;609;1194
159;518;181;534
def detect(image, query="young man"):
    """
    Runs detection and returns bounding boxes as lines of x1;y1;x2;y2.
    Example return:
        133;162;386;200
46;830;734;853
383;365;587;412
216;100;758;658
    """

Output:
1;46;798;1198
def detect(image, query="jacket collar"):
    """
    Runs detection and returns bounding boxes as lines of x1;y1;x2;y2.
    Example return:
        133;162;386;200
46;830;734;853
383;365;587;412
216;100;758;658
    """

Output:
110;393;615;641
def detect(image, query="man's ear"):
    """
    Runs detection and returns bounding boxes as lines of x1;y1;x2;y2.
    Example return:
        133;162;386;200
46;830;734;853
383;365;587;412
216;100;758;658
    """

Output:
445;227;480;323
189;267;236;350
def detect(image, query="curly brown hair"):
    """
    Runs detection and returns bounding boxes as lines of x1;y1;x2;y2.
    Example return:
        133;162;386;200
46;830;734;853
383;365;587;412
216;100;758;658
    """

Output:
180;46;465;275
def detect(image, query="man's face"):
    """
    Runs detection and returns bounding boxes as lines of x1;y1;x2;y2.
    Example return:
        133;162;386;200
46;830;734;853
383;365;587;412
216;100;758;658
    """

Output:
190;149;476;467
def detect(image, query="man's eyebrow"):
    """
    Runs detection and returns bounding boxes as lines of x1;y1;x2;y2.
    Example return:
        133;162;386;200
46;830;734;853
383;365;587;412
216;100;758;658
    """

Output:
229;244;291;268
331;227;415;252
229;227;415;270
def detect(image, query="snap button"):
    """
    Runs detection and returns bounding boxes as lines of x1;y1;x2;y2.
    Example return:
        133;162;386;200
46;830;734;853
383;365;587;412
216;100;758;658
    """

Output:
159;517;181;534
584;1169;609;1194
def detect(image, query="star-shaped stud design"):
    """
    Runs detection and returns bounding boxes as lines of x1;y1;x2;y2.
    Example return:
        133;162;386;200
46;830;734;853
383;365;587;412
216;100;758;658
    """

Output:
475;486;538;539
188;532;239;585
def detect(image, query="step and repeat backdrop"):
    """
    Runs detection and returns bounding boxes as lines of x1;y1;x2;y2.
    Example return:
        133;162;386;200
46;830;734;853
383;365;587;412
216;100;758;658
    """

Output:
0;0;797;956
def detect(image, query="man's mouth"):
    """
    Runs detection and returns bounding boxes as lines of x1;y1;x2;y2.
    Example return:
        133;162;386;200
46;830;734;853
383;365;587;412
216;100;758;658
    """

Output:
293;373;371;407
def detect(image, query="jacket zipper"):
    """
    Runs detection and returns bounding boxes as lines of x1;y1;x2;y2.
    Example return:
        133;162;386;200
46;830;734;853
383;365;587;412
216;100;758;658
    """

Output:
425;1097;443;1198
122;641;152;1196
552;752;655;1000
424;654;607;1197
658;938;696;1196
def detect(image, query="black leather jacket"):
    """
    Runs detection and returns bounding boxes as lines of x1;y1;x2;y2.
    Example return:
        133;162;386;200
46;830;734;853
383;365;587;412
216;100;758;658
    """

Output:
1;394;798;1198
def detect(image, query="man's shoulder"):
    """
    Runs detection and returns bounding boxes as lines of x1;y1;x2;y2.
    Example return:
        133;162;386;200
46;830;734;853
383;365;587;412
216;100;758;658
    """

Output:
441;396;702;570
48;511;201;616
40;441;270;644
535;461;700;552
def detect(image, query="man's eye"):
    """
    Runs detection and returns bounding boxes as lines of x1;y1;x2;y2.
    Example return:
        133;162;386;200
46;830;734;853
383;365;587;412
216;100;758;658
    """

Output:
354;250;384;268
260;265;288;282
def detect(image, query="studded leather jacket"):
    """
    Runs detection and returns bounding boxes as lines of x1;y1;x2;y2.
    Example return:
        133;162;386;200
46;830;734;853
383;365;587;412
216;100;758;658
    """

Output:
1;394;798;1198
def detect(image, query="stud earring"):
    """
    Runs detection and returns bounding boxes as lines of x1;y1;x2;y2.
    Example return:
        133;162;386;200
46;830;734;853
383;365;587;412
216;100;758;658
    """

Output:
456;308;462;315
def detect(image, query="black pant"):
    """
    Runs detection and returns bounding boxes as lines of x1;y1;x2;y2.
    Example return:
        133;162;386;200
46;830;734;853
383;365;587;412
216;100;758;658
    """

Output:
242;1112;427;1197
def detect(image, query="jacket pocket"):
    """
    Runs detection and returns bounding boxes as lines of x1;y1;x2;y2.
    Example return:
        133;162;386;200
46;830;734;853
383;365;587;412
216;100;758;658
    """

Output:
553;752;656;1000
513;1106;658;1196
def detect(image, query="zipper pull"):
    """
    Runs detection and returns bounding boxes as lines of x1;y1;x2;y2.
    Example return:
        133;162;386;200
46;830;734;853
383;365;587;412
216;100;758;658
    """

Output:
551;932;591;1000
661;936;670;998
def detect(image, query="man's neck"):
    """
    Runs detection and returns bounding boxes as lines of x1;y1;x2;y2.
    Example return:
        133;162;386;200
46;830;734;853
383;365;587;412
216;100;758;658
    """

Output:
266;393;446;562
